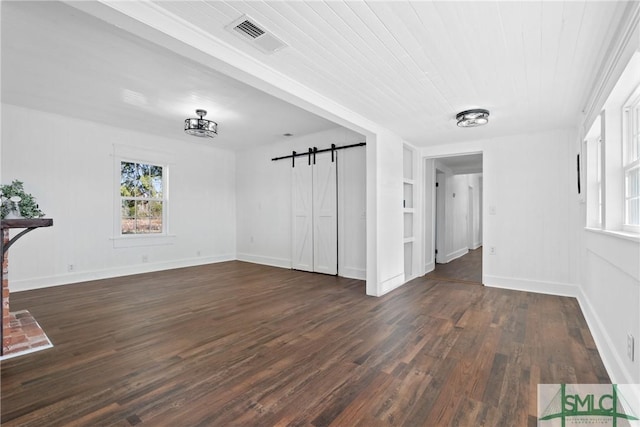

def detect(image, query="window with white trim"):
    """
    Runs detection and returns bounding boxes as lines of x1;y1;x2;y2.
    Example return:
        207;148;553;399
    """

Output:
120;161;166;234
585;115;603;228
597;137;603;226
623;86;640;230
584;52;640;238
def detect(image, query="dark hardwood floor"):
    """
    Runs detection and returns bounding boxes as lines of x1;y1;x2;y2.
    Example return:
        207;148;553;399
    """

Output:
1;261;608;426
427;247;483;284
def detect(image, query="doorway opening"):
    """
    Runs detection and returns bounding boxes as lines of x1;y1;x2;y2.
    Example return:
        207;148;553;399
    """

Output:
425;153;483;285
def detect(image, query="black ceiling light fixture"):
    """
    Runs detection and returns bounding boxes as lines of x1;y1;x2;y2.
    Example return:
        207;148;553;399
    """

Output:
184;109;218;138
456;109;490;128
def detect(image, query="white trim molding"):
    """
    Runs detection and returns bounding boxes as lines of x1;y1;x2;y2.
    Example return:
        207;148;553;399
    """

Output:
235;253;291;270
424;261;435;275
440;248;469;265
581;1;640;132
483;275;579;298
340;266;366;281
10;255;235;292
378;273;405;297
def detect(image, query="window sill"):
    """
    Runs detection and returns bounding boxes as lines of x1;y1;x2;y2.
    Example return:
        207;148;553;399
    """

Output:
111;234;176;248
584;227;640;243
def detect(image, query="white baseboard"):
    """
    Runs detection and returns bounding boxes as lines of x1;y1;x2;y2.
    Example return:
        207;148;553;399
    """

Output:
471;241;482;250
576;288;636;385
340;266;366;280
378;273;405;296
483;274;631;384
236;254;366;280
441;248;469;264
235;253;291;269
424;261;435;274
483;274;579;298
11;254;361;293
10;255;235;292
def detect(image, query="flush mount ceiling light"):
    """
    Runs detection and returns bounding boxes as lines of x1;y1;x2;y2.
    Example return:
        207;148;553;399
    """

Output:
456;109;490;128
184;109;218;138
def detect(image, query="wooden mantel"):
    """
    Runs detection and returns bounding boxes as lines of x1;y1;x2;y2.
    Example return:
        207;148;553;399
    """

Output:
1;218;53;356
1;218;53;254
1;218;54;228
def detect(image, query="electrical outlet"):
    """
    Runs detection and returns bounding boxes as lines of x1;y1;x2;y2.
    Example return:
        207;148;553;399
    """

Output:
142;255;148;263
489;247;496;255
67;264;74;272
628;334;635;361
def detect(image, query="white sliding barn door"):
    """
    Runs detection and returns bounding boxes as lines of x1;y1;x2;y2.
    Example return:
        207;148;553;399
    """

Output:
292;160;313;272
313;152;338;275
291;151;338;275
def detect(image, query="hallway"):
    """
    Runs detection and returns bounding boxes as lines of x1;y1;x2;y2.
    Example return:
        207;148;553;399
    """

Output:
426;247;482;284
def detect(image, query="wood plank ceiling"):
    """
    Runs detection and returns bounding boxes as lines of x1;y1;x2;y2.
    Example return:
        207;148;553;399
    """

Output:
1;1;340;150
4;1;630;148
149;1;628;146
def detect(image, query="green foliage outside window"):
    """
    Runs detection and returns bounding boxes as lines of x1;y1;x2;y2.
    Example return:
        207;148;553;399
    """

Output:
120;162;163;234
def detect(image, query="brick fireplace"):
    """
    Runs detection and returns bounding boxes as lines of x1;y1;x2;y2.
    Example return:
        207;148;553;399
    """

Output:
2;229;9;350
1;218;53;358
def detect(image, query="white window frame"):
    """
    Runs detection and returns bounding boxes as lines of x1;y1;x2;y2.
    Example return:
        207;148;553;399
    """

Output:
112;145;175;248
120;160;167;235
622;84;640;233
585;113;604;229
597;136;603;227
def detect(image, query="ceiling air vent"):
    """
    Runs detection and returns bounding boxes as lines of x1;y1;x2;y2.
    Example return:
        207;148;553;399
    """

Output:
226;15;287;54
236;20;264;39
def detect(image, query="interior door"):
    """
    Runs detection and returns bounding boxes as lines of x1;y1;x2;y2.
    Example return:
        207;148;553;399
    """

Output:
291;160;313;272
313;152;338;275
291;151;338;275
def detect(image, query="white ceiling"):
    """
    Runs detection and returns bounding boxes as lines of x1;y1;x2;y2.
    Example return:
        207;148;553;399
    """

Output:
1;1;340;150
436;154;483;175
1;1;632;149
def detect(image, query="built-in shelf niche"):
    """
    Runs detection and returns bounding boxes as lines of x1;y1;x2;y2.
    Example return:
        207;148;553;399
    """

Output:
404;242;413;279
403;146;413;180
403;180;414;209
403;212;413;238
403;144;416;282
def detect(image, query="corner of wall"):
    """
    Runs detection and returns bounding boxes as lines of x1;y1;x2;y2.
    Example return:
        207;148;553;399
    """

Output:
576;287;637;384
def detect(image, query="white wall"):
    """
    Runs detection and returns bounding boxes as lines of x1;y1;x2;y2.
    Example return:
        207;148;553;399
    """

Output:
1;104;236;291
578;230;639;384
235;127;366;279
575;18;640;385
367;130;405;296
575;23;640;385
423;128;580;295
339;144;367;279
483;129;579;293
